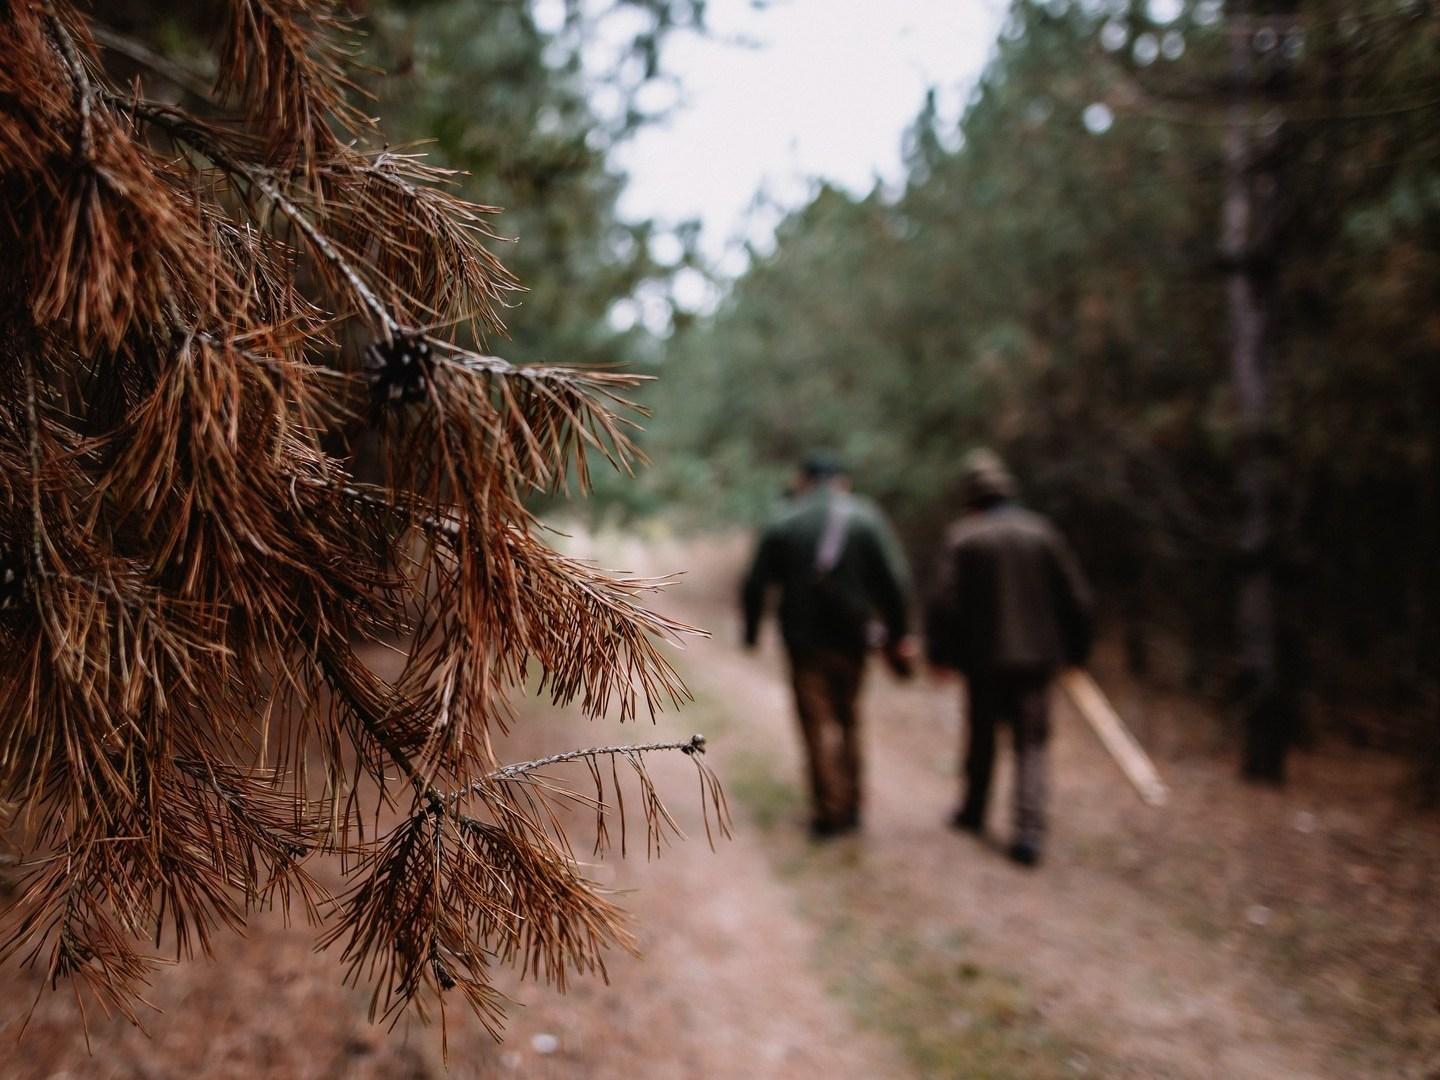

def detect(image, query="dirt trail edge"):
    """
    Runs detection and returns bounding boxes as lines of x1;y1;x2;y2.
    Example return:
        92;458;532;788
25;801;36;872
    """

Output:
624;529;1378;1080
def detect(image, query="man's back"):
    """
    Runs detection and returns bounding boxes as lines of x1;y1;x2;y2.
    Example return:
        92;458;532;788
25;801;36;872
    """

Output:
743;488;910;655
930;504;1092;674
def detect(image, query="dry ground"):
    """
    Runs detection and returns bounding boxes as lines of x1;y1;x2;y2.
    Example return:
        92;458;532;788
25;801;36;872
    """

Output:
1;530;1436;1079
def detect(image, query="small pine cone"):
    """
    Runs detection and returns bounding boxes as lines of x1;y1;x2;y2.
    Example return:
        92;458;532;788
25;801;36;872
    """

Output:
365;332;434;407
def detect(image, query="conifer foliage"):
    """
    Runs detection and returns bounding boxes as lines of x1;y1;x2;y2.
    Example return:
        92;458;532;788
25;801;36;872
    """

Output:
0;0;725;1034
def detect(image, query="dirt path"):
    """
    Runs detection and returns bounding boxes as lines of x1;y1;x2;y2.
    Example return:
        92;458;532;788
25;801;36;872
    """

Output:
2;531;1435;1078
586;529;1437;1079
682;620;1338;1079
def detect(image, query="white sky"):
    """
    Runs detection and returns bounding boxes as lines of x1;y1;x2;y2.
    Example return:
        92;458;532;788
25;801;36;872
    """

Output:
594;0;1005;279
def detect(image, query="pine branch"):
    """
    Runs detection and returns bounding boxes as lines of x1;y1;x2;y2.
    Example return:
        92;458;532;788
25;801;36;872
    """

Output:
1;1;723;1038
483;735;708;785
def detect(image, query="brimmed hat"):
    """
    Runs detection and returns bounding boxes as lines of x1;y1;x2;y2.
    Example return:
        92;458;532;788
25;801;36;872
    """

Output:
960;448;1016;505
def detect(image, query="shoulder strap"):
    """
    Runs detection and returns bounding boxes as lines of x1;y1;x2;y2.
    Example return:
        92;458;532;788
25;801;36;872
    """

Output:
814;496;853;576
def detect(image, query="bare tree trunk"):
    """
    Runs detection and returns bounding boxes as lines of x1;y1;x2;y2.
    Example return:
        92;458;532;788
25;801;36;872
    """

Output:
1223;2;1289;782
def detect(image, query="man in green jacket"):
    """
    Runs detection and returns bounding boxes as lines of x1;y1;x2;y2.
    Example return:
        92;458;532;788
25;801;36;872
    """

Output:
742;454;916;837
927;450;1093;867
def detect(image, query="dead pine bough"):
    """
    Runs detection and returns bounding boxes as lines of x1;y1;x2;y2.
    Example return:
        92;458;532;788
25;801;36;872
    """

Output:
0;0;728;1043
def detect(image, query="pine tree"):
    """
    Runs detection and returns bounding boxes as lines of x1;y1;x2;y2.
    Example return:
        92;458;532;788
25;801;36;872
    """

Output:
0;0;725;1035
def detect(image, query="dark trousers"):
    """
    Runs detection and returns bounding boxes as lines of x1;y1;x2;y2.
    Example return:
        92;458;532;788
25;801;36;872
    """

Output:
959;671;1052;849
789;649;866;828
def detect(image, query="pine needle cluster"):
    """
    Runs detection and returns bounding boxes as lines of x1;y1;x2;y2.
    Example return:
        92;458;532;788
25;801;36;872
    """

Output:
0;0;725;1037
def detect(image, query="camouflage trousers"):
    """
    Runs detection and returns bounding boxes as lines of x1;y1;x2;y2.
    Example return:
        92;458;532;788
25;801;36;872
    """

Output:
958;671;1052;849
789;649;867;829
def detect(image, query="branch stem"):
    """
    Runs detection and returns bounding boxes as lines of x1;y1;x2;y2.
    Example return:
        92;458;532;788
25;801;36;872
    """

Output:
90;23;216;102
122;100;401;340
482;736;707;785
20;356;47;581
43;2;95;162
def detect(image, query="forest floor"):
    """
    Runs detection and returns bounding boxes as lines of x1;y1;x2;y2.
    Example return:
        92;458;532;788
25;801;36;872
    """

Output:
2;531;1437;1079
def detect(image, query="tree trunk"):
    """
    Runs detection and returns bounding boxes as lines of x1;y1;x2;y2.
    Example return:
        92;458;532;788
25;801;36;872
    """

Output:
1223;2;1289;782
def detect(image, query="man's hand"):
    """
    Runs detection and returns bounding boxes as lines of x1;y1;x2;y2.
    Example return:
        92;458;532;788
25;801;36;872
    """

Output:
883;634;919;679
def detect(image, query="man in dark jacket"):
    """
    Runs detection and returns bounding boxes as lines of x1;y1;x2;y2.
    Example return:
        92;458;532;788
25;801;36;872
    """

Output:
743;453;916;837
927;449;1093;866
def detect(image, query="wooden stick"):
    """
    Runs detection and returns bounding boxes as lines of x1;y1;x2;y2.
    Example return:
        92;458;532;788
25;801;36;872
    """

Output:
1060;669;1170;808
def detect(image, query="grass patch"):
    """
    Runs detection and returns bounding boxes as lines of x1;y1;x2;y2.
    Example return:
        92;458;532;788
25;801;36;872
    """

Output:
726;748;805;834
853;948;1087;1079
809;896;1098;1080
725;746;1102;1079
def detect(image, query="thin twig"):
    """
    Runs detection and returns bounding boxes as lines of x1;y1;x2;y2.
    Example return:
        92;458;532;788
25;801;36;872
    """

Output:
90;23;216;102
484;735;708;784
43;2;95;162
20;356;47;582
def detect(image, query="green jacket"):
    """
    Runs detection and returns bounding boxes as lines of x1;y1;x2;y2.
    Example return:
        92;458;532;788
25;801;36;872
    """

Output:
742;488;912;656
925;502;1093;676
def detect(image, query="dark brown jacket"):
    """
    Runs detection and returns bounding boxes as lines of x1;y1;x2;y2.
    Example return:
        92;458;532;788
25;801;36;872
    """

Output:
926;503;1093;675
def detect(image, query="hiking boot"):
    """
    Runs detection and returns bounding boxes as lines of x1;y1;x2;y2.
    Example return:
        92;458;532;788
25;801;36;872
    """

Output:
950;808;984;834
809;818;857;841
1007;841;1041;867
